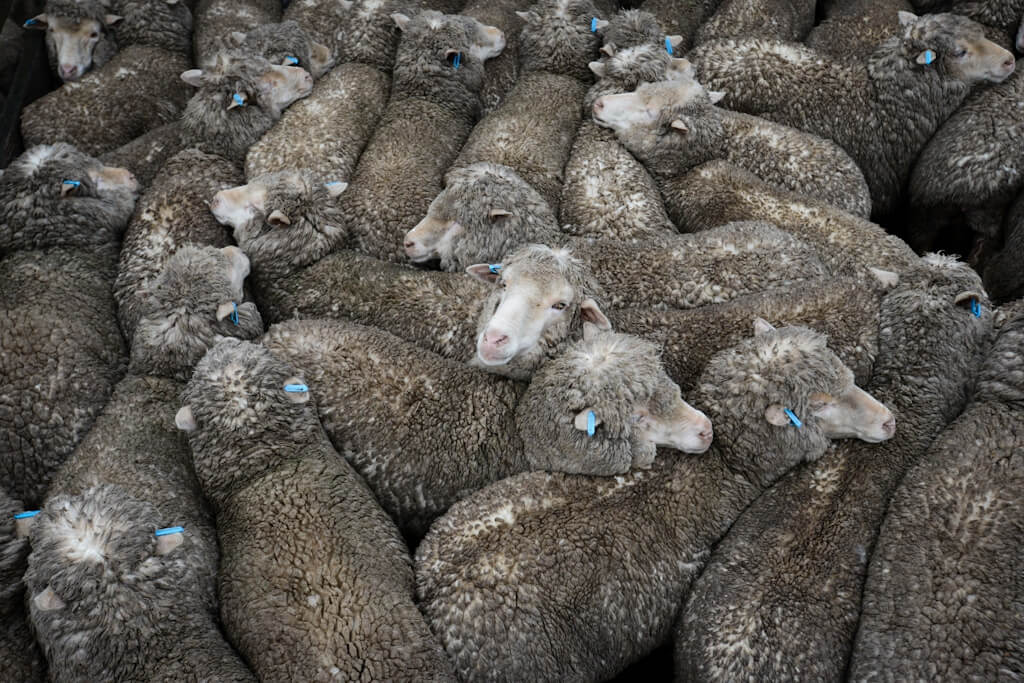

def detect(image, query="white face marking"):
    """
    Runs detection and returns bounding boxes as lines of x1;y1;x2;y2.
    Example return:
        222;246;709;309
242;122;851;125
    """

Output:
476;271;574;366
210;184;268;230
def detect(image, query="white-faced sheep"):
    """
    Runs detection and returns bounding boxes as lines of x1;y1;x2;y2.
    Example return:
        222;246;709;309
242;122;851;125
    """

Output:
23;0;120;82
689;12;1015;215
0;487;45;683
805;0;914;64
694;0;816;45
676;254;993;682
450;0;603;212
592;76;873;217
192;0;281;68
0;144;137;508
23;485;255;681
338;10;506;263
113;55;312;340
560;14;691;242
415;322;893;682
263;318;710;538
175;339;457;681
849;299;1024;681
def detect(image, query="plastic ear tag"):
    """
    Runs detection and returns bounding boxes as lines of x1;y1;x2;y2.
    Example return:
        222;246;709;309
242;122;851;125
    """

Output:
971;298;981;317
665;37;673;55
232;93;246;107
24;18;37;25
783;408;802;428
590;17;598;32
285;55;299;65
285;384;309;393
62;179;81;188
453;52;462;69
924;50;934;65
230;301;239;325
488;264;502;274
14;510;40;520
586;410;596;436
154;526;184;536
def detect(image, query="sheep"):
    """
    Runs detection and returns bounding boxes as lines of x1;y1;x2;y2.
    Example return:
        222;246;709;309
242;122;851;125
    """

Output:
909;62;1024;244
675;254;993;682
263;318;711;537
192;0;281;69
175;339;457;681
593;77;873;217
113;55;313;341
339;10;507;263
0;144;137;508
689;12;1016;215
983;188;1024;302
805;0;915;64
0;487;45;683
560;19;690;242
849;299;1024;682
415;321;894;682
462;0;526;114
23;484;255;681
226;20;333;78
694;0;816;46
623;0;712;53
450;0;603;213
23;0;119;82
20;0;194;156
658;160;918;280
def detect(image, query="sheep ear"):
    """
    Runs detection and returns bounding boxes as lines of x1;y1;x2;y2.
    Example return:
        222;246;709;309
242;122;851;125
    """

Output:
24;14;48;29
324;181;348;198
764;404;791;426
670;119;689;134
60;180;80;197
311;41;331;71
104;13;122;26
226;92;248;110
466;263;500;283
34;587;65;612
588;61;607;77
215;301;236;321
869;267;899;289
600;43;616;57
155;529;184;555
707;90;726;104
15;512;38;539
391;12;410;31
669;57;694;80
915;49;937;65
228;31;247;46
753;317;776;336
667;35;684;50
580;297;611;331
267;209;291;226
488;208;512;221
175;405;197;431
574;408;601;431
282;377;310;403
897;10;918;27
180;69;205;87
593;19;610;30
515;10;536;23
582;321;604;341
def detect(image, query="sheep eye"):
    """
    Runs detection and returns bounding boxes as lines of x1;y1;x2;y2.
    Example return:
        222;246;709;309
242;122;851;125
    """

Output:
954;48;967;58
498;280;507;289
90;31;98;38
552;301;567;310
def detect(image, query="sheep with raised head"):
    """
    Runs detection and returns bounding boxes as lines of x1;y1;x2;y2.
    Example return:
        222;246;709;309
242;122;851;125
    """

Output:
20;0;193;156
450;0;602;212
560;13;690;242
592;76;873;217
23;485;254;681
113;54;312;341
676;254;993;682
338;9;506;262
416;321;893;681
849;299;1024;681
0;487;45;683
689;11;1015;215
695;0;816;45
175;339;456;681
0;144;137;508
806;0;914;64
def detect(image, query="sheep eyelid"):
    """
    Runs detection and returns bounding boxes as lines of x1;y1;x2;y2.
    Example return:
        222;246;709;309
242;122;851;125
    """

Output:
552;301;567;310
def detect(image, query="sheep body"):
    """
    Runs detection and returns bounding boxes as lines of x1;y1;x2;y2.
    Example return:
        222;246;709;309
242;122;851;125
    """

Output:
805;0;913;64
462;0;525;114
849;300;1024;681
695;0;815;45
0;487;45;683
676;255;993;681
638;0;716;52
180;339;456;681
192;0;281;68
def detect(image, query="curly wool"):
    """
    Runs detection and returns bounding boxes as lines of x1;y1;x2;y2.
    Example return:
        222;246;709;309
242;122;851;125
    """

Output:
806;0;912;64
599;9;667;50
110;0;192;54
192;0;281;69
517;0;604;80
233;20;328;77
694;0;816;45
0;486;45;683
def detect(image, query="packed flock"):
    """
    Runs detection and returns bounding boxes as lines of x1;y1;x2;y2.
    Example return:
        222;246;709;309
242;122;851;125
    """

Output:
1;0;1021;680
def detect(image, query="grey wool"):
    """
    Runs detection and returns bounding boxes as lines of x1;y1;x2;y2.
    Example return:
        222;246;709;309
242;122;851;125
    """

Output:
0;144;136;507
675;255;993;682
560;22;684;241
178;339;456;681
638;0;719;53
339;9;504;263
192;0;281;69
227;20;332;78
983;188;1024;302
23;484;255;682
849;299;1024;681
606;79;873;217
463;0;526;114
415;324;871;681
689;12;1015;215
694;0;816;46
806;0;915;64
0;487;45;683
661;160;918;279
108;0;193;55
516;0;604;81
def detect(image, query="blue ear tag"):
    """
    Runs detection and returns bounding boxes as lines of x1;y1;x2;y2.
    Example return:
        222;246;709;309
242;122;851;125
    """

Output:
783;408;802;428
488;263;502;274
24;18;37;26
232;92;246;107
971;298;982;318
586;410;596;436
154;526;184;537
325;180;344;186
453;52;462;69
590;17;598;32
923;50;934;65
61;179;81;188
665;36;673;55
14;510;40;520
284;383;309;393
285;55;299;65
230;301;239;325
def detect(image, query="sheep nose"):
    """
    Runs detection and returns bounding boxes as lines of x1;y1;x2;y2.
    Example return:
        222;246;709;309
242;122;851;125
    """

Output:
593;99;604;111
60;64;77;79
882;417;896;436
1003;56;1015;70
483;332;508;348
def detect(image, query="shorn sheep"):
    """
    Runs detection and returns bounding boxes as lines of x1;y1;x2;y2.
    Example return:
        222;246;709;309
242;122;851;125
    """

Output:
415;322;893;681
849;299;1024;681
676;254;993;681
689;11;1015;215
176;339;456;681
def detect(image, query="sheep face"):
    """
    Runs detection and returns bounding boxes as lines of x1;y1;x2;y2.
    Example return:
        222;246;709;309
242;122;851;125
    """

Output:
391;10;504;93
898;11;1014;84
598;9;674;52
469;245;610;377
516;0;603;79
130;246;264;378
210;172;346;272
592;78;710;134
26;8;119;82
228;20;334;79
